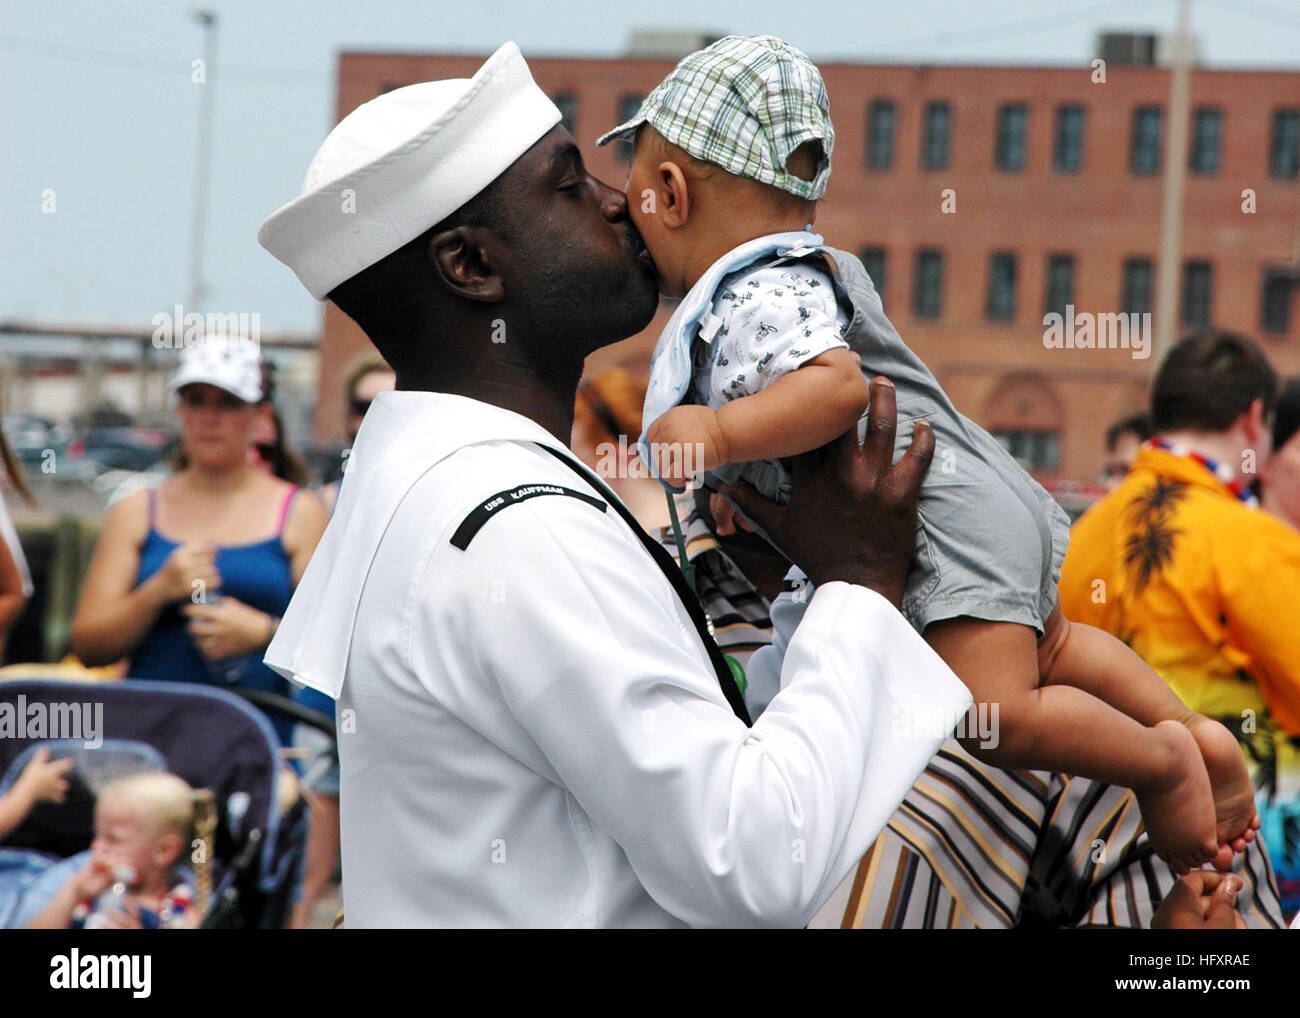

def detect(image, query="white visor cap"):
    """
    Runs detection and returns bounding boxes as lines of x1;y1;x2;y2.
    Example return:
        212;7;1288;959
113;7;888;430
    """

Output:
167;339;263;405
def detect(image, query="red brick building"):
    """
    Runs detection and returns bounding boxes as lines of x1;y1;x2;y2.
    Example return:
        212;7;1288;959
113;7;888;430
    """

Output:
317;41;1300;486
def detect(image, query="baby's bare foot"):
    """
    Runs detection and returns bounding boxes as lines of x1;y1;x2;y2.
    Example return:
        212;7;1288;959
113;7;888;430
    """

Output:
1188;716;1261;867
1136;720;1218;875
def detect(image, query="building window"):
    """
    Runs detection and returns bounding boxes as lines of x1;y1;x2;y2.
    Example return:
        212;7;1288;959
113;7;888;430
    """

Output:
1262;269;1293;334
1271;109;1300;179
1131;106;1162;175
860;247;887;304
921;102;951;170
866;100;895;170
1122;257;1154;316
993;429;1060;471
987;252;1017;320
913;249;944;318
995;104;1028;171
1054;105;1085;173
1189;107;1221;175
1044;255;1075;318
1182;261;1213;327
553;92;578;135
615;95;643;161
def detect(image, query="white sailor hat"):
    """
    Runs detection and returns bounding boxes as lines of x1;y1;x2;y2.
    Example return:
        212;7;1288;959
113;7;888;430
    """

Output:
257;42;561;300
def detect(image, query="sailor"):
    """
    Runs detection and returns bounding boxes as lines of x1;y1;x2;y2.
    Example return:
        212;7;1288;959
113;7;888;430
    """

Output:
258;41;970;928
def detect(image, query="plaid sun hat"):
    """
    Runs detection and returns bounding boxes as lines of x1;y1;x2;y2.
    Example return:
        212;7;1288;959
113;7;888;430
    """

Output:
596;35;834;201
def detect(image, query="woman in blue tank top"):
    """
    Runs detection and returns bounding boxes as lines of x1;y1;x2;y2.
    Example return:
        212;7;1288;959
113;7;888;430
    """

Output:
70;342;328;748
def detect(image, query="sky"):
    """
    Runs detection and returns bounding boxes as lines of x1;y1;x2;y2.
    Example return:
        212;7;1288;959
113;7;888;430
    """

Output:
1;0;1297;335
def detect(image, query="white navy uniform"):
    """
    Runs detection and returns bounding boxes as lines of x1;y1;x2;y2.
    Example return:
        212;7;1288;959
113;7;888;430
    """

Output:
265;390;971;927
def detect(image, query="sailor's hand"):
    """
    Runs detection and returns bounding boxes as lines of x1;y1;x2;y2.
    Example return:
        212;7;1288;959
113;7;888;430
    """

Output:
720;376;932;607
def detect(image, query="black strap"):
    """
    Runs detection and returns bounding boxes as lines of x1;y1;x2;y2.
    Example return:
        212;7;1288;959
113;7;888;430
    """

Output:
451;484;606;550
534;443;752;726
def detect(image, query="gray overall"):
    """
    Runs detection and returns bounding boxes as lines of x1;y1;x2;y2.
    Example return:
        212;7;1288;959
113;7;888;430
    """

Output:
701;246;1070;635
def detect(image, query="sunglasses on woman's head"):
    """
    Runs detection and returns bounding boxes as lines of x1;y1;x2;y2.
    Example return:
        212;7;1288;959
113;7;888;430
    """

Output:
179;387;246;411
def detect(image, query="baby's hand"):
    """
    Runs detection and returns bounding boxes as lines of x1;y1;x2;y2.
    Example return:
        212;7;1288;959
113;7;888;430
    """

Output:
16;748;74;804
72;857;117;902
97;899;143;930
646;406;728;489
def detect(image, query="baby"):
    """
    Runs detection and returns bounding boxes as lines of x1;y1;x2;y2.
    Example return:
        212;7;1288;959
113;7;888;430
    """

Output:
28;772;197;929
598;34;1259;873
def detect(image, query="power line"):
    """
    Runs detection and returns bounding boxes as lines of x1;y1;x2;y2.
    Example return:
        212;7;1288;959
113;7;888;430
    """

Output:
0;33;330;84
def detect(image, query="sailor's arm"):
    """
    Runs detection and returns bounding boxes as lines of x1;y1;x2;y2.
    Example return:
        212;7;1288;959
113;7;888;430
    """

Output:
434;490;967;928
437;382;966;926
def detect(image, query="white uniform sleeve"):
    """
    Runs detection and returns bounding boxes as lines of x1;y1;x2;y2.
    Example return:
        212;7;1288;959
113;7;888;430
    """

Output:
428;495;971;928
708;264;849;407
743;566;811;718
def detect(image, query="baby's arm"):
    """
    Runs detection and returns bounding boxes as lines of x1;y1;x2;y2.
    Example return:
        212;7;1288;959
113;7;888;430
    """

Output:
26;857;115;929
647;348;868;487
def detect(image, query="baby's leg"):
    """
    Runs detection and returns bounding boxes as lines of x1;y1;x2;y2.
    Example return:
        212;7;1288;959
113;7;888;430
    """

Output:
1039;602;1260;863
926;615;1218;874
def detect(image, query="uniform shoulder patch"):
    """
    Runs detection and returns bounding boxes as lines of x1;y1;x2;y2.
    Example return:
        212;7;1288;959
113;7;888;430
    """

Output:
450;482;607;550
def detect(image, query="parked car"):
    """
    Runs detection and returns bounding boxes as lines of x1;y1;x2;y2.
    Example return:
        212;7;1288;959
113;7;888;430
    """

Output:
3;415;71;475
67;427;174;474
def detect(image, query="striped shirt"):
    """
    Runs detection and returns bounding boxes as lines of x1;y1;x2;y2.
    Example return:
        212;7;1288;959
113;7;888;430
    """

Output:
662;493;1286;928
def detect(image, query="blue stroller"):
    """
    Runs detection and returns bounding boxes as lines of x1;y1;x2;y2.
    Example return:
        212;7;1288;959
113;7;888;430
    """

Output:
0;678;333;929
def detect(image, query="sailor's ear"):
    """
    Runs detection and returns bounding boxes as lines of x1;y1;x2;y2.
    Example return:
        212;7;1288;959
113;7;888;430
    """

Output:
426;226;505;302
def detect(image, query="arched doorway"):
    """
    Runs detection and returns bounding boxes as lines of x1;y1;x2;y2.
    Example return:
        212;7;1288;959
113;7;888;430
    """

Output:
982;373;1065;478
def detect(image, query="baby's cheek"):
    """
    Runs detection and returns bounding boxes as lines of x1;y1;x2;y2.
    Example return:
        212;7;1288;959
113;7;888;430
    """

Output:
628;205;658;252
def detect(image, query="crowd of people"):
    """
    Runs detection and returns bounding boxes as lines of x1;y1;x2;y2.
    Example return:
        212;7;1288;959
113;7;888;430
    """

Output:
2;321;1297;930
0;33;1297;931
0;344;397;928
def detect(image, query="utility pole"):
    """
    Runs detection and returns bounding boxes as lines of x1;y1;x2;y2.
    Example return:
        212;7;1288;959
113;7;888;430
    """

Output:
143;9;219;423
188;10;218;316
1153;0;1193;369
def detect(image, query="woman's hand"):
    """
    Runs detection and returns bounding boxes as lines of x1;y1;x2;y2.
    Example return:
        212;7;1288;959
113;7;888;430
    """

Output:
710;491;756;536
155;542;222;604
183;597;273;660
1151;871;1246;929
